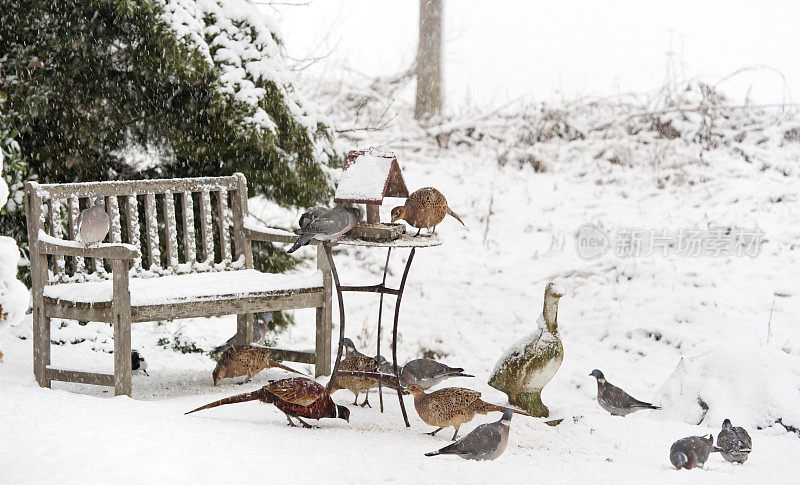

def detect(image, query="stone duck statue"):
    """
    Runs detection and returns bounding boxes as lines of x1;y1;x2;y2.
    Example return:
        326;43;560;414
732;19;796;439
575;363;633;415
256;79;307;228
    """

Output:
488;282;565;417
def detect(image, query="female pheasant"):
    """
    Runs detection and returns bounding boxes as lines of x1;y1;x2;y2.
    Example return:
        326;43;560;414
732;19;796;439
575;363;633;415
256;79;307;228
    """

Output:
407;385;531;440
212;345;307;386
391;187;464;236
329;354;380;407
186;377;350;428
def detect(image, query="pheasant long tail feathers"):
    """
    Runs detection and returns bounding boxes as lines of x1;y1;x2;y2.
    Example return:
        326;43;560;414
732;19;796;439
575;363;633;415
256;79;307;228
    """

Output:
446;207;466;226
185;389;269;415
287;233;314;253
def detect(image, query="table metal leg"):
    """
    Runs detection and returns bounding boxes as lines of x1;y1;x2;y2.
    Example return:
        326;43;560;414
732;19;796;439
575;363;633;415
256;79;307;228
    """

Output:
393;247;416;427
324;242;347;394
376;247;392;413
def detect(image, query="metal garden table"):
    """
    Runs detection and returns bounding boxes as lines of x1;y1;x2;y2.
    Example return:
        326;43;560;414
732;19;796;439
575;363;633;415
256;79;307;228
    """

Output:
323;233;442;427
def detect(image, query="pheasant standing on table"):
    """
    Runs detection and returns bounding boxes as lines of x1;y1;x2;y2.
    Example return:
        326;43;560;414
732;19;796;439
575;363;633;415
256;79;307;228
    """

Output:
186;377;350;428
77;196;109;248
391;187;464;236
213;345;307;386
407;384;531;440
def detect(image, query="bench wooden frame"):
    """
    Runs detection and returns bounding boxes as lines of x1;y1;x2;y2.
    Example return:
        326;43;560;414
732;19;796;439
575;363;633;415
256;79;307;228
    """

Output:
25;173;332;396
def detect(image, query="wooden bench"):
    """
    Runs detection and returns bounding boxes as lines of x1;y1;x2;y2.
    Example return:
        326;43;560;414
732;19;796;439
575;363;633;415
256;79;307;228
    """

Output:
24;173;332;396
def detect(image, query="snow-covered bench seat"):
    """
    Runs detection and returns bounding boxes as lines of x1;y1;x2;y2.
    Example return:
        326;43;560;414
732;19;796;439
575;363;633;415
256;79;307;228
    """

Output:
25;174;332;396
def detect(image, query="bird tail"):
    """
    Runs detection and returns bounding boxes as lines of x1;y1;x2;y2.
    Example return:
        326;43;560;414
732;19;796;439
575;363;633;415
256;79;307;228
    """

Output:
711;446;724;453
475;400;532;416
424;451;442;457
269;360;309;376
286;233;314;253
185;388;270;415
445;371;474;378
426;441;468;457
446;207;465;226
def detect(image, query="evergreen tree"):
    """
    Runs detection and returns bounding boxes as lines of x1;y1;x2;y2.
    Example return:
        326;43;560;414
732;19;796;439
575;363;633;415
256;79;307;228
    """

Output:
0;0;338;282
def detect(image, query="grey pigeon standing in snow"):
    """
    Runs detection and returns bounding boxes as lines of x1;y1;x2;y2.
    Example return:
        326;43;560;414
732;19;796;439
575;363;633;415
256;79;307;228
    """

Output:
400;358;474;389
211;320;269;356
670;434;717;470
425;408;512;461
77;196;109;248
717;419;752;464
131;350;149;376
287;206;362;253
589;369;660;416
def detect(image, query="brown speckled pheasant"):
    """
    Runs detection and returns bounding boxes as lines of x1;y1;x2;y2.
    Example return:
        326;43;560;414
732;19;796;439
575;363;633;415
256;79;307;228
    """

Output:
329;354;379;407
213;345;307;386
186;377;350;428
391;187;465;236
407;384;531;440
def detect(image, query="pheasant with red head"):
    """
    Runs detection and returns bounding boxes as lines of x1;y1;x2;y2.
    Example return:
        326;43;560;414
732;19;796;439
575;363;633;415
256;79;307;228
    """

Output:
186;377;350;428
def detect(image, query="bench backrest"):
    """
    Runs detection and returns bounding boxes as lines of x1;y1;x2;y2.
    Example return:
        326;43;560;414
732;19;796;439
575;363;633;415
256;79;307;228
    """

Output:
25;173;252;284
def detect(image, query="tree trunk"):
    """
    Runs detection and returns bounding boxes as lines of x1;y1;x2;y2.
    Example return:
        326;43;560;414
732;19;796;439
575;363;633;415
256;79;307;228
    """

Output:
415;0;443;122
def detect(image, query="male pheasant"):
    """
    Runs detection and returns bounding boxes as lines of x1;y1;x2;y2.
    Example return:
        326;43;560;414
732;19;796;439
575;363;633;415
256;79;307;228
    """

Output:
186;377;350;428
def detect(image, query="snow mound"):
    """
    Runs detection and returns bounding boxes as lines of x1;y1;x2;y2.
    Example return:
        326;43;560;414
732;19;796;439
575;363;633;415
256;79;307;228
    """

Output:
0;236;29;328
654;344;800;430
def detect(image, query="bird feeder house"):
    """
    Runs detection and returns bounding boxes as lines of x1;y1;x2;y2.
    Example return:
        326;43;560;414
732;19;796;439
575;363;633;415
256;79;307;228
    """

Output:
334;148;409;241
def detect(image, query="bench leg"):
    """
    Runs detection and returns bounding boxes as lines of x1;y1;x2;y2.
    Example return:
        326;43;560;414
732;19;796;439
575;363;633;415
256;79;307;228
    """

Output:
33;307;51;389
236;314;254;347
315;302;332;377
113;313;132;396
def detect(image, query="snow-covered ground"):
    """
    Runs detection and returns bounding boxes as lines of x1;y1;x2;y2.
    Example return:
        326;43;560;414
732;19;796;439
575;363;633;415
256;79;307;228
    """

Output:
3;83;800;485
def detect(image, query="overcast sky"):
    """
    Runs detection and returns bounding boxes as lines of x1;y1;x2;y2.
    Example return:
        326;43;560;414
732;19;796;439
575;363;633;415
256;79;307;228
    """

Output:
273;0;800;111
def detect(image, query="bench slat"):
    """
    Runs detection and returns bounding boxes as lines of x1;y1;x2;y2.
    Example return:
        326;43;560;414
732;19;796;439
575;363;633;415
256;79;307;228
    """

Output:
199;190;213;264
67;196;85;274
47;199;65;280
217;189;231;262
163;191;178;270
108;195;122;243
144;193;161;270
125;195;143;270
182;192;196;265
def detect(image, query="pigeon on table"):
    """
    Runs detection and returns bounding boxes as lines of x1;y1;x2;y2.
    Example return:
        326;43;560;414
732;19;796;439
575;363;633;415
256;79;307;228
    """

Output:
717;419;752;464
210;319;269;356
425;409;512;461
131;350;149;376
670;434;718;470
287;206;362;253
400;358;473;389
589;369;660;416
298;207;328;229
77;196;109;248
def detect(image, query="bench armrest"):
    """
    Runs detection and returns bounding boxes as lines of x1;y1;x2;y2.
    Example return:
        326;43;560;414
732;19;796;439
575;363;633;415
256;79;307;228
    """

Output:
243;216;323;246
38;230;139;260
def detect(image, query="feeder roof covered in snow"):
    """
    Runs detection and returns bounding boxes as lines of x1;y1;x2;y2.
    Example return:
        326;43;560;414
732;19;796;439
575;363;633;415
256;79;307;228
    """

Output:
333;149;409;205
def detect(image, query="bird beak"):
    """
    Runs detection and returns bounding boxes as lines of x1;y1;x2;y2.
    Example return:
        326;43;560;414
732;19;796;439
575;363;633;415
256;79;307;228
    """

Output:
390;215;399;223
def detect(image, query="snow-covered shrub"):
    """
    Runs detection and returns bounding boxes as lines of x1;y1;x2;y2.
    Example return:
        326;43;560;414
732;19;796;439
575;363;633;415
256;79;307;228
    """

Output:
0;135;30;355
654;344;800;431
